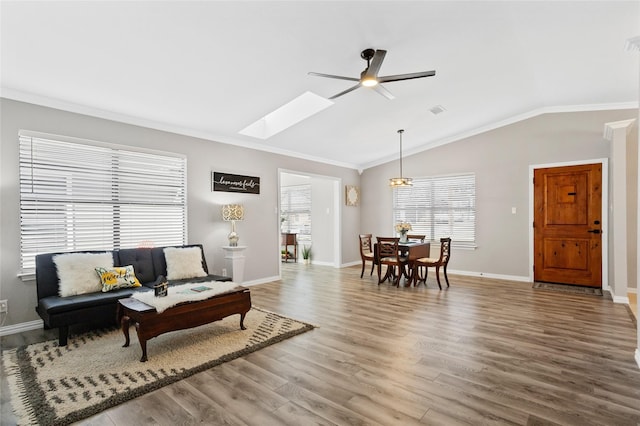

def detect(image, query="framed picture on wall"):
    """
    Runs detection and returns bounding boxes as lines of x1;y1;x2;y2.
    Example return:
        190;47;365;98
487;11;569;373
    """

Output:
345;185;360;206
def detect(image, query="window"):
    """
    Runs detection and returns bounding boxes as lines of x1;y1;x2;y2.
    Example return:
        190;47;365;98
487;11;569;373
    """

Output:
19;131;187;274
280;184;311;242
393;173;476;247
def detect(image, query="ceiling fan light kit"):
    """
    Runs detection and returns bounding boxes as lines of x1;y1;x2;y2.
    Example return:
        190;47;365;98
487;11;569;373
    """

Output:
309;48;436;100
389;129;413;187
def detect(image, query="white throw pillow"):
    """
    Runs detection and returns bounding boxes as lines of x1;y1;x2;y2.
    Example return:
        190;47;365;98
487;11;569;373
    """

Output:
54;252;114;297
164;246;207;280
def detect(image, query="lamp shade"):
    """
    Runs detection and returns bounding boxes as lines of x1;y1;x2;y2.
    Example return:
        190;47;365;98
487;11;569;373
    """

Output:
222;204;244;221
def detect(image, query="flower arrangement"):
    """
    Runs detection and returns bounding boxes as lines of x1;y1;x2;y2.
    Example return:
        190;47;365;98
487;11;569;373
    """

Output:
394;222;412;233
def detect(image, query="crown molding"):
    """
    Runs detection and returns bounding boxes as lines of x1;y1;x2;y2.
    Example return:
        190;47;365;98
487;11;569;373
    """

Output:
603;118;637;141
3;88;637;172
360;102;640;170
0;87;360;170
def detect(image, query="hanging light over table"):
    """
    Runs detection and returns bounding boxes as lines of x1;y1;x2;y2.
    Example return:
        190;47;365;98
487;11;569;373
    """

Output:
389;129;413;187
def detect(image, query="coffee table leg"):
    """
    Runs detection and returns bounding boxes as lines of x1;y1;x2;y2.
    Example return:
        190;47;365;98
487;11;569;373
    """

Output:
121;315;131;348
240;312;247;330
133;324;148;362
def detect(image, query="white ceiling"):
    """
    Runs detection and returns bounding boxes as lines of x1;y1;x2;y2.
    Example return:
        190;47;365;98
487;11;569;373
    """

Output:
2;1;638;170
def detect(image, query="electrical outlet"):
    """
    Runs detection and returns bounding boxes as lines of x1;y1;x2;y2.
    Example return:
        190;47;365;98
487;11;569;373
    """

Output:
222;268;227;276
0;300;7;313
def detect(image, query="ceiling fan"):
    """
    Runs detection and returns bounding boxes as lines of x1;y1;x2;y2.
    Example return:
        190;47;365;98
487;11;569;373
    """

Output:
309;48;436;100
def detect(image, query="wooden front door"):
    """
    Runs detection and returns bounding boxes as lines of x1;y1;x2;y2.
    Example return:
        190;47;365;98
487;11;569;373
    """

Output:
533;163;602;287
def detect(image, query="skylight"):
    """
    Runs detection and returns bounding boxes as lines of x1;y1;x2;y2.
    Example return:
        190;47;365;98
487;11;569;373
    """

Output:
239;91;333;139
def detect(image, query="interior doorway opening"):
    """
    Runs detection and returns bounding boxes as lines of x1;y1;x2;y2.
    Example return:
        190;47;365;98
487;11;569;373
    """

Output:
278;170;341;271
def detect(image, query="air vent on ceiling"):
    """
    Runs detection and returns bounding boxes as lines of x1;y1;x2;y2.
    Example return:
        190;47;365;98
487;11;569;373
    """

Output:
429;105;446;116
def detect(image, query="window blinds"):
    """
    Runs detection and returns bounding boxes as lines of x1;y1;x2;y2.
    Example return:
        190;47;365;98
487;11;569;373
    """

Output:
280;184;312;242
19;133;187;273
393;173;476;246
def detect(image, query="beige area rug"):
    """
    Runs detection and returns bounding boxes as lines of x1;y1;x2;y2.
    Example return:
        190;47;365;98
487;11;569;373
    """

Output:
532;282;603;296
2;307;314;425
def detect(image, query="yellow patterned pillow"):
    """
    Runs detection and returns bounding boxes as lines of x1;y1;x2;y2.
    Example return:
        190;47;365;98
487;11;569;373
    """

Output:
95;265;142;292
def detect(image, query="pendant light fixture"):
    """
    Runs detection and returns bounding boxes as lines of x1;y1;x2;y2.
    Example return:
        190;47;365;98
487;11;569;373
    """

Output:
389;129;413;187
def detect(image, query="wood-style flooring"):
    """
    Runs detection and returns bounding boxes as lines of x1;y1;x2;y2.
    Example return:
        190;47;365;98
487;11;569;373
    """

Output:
2;264;640;425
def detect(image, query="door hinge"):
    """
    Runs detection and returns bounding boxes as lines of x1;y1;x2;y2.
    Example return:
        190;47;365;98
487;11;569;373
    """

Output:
532;221;535;228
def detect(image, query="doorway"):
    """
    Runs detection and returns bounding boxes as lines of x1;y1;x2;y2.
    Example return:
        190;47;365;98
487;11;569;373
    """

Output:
278;170;341;270
532;162;604;287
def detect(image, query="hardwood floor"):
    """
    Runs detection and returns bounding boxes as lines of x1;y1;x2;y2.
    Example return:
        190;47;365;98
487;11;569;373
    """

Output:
2;264;640;425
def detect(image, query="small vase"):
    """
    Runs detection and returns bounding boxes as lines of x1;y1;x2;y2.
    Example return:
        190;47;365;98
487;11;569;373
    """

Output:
400;232;408;243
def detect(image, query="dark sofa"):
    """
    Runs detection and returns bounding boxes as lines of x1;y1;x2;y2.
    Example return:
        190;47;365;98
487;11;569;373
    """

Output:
35;244;230;345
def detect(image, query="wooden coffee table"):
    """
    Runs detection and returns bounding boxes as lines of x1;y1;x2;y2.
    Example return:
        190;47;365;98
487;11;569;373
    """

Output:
116;287;251;362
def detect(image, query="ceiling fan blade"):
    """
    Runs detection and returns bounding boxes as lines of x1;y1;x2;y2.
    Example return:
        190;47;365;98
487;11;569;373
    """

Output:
329;84;361;99
363;49;387;79
308;72;359;82
373;84;395;100
378;70;436;83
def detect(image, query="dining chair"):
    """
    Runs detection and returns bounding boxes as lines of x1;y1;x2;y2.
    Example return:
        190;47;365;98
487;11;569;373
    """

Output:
406;234;426;242
358;234;375;278
413;237;451;289
376;237;409;287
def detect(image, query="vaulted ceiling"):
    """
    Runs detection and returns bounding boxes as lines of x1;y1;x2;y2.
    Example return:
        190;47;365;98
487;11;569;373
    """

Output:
2;1;638;170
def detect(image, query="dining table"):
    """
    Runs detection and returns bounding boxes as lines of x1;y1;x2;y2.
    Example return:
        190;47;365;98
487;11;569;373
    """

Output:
374;240;431;286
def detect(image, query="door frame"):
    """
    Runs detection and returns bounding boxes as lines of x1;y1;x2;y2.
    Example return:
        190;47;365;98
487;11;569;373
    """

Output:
528;158;609;289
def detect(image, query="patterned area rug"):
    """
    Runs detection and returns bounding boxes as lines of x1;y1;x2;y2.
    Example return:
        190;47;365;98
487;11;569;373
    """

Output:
532;282;603;296
2;307;314;425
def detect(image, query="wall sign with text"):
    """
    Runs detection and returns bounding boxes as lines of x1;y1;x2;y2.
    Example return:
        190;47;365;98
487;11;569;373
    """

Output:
212;172;260;194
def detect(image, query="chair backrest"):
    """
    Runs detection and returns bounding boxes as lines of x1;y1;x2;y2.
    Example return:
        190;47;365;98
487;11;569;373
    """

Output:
438;237;452;264
376;237;401;261
359;234;373;256
407;234;426;242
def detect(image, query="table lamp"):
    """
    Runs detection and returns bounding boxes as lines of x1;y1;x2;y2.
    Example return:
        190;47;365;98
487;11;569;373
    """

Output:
222;204;244;246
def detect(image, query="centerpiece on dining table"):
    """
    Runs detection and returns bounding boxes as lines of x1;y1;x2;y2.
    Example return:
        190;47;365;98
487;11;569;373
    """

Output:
395;222;412;243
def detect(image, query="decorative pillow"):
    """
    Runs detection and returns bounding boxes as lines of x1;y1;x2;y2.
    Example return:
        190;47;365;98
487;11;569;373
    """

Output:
95;265;142;292
163;246;207;280
54;252;114;297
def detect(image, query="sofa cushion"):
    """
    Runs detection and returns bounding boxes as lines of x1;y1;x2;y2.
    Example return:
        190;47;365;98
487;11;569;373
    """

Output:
117;248;155;284
163;246;208;280
54;252;114;297
39;287;151;315
95;265;142;292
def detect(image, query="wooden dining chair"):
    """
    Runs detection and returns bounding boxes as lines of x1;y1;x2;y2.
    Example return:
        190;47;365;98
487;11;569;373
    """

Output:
406;234;426;242
376;237;409;287
358;234;375;278
413;237;451;289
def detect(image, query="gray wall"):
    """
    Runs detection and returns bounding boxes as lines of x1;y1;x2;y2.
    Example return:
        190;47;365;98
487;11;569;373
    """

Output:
0;98;360;325
360;109;638;281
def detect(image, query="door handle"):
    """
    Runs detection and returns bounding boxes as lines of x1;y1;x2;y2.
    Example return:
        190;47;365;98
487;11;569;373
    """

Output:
587;229;601;234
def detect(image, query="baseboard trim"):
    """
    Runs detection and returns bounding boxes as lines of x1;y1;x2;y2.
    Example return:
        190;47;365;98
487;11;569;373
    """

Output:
241;275;280;287
612;295;630;304
0;319;43;337
447;269;531;283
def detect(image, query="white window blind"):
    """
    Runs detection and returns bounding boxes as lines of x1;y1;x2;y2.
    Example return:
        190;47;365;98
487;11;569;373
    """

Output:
280;184;312;242
393;173;476;247
19;132;187;274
